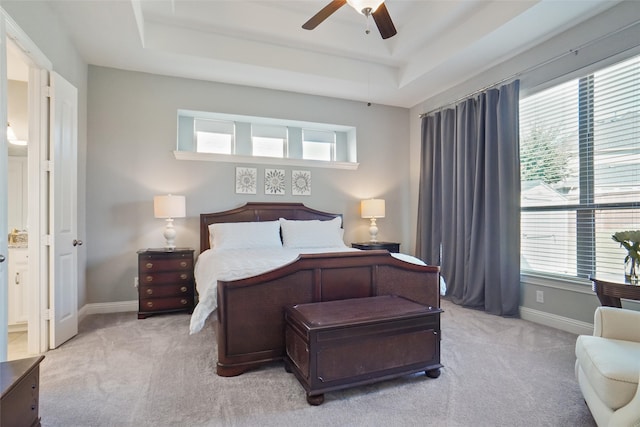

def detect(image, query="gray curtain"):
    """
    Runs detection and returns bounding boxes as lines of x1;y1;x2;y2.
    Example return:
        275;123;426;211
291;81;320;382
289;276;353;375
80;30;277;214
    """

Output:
416;80;521;316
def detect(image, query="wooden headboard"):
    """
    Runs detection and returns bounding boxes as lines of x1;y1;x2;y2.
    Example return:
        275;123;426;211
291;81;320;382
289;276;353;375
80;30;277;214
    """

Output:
199;202;342;253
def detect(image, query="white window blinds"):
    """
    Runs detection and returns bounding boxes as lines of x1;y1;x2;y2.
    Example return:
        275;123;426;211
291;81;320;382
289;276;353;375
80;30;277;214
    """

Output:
252;124;287;158
194;118;234;154
302;129;335;161
520;54;640;278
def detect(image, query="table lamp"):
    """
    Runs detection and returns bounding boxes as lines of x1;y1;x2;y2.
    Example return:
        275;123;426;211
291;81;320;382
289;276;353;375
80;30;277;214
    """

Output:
361;199;385;242
154;194;186;249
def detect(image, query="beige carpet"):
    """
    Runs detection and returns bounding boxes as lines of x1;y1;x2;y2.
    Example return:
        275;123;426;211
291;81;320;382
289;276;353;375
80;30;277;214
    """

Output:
38;300;596;427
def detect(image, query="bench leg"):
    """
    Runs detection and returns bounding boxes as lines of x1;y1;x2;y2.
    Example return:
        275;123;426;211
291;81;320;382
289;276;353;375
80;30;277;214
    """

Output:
307;393;324;406
426;368;441;378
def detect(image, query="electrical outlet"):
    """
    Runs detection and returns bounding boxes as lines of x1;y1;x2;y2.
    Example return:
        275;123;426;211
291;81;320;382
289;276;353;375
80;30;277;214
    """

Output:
536;290;544;303
134;276;139;288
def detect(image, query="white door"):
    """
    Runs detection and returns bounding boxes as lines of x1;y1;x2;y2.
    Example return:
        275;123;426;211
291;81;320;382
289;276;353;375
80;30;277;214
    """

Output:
0;14;9;361
49;71;78;349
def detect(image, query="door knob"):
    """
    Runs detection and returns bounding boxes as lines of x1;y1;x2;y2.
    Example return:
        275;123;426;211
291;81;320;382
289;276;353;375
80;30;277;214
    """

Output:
0;254;5;263
73;239;83;247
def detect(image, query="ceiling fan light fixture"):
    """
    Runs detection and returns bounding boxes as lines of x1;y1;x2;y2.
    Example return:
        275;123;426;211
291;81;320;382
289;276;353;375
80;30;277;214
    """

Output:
346;0;384;15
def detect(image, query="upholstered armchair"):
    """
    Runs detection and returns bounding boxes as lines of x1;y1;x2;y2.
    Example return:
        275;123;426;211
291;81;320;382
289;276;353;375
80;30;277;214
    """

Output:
575;306;640;426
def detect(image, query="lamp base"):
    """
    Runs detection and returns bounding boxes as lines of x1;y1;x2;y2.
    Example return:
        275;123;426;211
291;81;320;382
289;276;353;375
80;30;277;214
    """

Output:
368;218;379;242
163;218;177;249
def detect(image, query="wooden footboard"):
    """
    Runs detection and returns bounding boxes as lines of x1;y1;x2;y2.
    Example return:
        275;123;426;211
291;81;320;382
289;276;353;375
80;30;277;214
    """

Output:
215;250;440;377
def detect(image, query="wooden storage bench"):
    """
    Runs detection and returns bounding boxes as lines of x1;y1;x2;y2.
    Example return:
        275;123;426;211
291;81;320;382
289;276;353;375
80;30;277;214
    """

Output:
284;295;442;405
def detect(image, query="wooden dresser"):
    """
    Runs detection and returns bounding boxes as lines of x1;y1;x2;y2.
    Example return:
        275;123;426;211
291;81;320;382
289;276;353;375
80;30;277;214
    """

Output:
284;295;442;405
137;248;195;319
1;356;45;427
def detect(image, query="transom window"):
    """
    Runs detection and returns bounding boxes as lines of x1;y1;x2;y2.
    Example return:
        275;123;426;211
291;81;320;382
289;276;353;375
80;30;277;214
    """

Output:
303;129;335;161
175;110;358;169
252;124;287;158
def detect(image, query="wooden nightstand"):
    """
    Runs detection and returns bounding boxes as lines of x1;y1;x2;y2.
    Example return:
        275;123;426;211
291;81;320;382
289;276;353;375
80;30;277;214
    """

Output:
1;355;45;427
352;242;400;253
137;248;195;319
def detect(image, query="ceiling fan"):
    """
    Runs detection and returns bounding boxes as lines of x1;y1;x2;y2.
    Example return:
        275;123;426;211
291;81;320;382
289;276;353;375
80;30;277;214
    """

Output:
303;0;397;40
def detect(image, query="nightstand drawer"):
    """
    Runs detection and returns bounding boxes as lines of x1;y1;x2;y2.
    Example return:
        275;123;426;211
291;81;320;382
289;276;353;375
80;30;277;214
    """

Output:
139;296;192;312
139;257;193;273
140;283;193;298
140;271;193;285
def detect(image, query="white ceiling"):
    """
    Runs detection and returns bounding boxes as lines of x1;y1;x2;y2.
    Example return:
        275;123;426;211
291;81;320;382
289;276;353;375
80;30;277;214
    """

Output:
37;1;622;107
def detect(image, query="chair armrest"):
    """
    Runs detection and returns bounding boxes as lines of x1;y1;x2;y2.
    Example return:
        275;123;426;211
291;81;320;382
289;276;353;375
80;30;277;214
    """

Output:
594;306;640;342
610;370;640;427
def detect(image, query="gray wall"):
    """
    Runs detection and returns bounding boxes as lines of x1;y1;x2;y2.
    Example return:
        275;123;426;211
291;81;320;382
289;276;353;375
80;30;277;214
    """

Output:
86;66;411;303
409;1;640;328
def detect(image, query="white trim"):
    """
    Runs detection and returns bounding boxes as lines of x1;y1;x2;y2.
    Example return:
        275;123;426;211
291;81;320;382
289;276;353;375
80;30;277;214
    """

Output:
8;323;27;333
521;273;594;294
78;300;138;323
520;305;594;336
173;151;359;170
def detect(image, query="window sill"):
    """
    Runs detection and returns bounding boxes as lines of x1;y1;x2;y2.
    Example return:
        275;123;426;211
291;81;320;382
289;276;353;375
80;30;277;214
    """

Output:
173;151;359;170
521;271;593;295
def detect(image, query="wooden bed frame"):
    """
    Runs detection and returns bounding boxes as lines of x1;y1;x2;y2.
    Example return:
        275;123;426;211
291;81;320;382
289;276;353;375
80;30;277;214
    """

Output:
199;202;441;377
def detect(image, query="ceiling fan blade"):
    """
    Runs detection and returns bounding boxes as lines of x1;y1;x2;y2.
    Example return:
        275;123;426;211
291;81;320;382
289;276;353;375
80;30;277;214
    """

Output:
302;0;347;30
372;3;397;39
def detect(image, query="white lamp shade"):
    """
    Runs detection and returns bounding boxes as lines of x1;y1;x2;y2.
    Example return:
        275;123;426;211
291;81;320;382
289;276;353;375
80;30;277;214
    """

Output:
361;199;385;219
154;195;186;219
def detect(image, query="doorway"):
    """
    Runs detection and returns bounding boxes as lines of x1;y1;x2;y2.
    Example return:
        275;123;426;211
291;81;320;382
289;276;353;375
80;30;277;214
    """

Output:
6;37;30;360
2;11;80;361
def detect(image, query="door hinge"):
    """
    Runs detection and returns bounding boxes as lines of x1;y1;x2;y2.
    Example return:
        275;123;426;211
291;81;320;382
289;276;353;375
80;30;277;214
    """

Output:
44;85;53;98
44;235;53;246
42;309;52;321
42;160;53;172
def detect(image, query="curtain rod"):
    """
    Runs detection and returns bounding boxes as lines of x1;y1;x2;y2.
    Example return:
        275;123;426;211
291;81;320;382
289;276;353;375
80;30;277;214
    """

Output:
418;19;640;119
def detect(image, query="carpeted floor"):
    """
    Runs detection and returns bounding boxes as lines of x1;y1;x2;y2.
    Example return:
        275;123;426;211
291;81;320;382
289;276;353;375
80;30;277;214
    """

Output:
38;299;596;427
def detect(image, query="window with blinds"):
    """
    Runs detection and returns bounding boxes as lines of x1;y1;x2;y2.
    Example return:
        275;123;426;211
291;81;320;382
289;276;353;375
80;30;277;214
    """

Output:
520;54;640;279
252;124;287;158
194;118;234;154
302;129;335;161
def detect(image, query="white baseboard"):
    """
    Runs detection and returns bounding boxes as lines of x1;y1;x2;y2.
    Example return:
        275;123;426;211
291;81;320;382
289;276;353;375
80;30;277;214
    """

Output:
78;300;138;323
8;323;28;333
520;306;594;336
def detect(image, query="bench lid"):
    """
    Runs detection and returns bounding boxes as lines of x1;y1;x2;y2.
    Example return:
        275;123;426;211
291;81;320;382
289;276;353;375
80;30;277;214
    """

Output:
286;295;440;328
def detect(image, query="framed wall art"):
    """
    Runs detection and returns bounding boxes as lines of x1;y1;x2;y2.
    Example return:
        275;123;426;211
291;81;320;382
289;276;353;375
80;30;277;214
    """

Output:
292;170;311;196
235;167;257;194
264;168;286;195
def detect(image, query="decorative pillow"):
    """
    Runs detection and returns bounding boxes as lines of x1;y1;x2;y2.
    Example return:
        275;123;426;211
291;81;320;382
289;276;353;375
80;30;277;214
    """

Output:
209;220;282;250
279;217;346;248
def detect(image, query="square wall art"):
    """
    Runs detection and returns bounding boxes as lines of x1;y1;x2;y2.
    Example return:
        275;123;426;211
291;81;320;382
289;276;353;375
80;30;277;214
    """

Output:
235;167;257;194
265;169;286;195
292;170;311;196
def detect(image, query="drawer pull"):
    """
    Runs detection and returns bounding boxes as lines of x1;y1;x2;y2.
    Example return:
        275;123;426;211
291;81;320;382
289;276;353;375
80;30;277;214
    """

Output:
181;299;188;305
146;289;153;295
180;261;187;268
146;262;153;269
31;405;37;411
146;276;153;283
146;301;154;308
180;286;188;293
180;273;188;280
31;383;37;390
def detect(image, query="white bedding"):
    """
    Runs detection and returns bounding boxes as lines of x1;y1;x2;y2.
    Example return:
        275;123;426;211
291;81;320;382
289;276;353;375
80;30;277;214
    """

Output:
189;247;446;334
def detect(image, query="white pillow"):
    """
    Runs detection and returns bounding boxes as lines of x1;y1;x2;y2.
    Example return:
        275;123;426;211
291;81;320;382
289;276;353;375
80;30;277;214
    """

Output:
279;217;346;248
209;220;282;250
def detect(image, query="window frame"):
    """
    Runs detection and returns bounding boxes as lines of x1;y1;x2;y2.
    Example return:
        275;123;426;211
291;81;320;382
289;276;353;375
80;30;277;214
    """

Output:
175;109;359;170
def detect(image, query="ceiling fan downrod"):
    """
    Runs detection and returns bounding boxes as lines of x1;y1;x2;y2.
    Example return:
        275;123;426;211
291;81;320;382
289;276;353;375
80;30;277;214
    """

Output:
363;7;372;35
